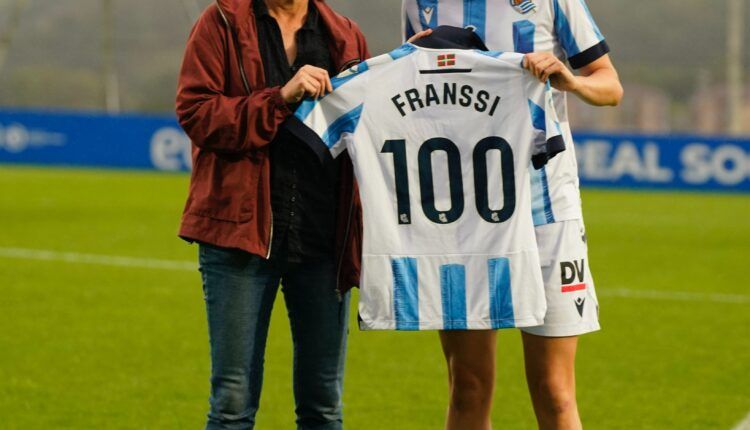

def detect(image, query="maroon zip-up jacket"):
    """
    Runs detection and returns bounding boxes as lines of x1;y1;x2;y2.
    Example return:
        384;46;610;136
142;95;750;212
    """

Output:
176;0;368;293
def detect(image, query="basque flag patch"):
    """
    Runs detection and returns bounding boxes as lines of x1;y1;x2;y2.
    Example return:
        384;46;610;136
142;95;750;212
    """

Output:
437;54;456;67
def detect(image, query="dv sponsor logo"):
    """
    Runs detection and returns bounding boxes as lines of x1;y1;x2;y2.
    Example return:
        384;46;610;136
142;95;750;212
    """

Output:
560;259;586;293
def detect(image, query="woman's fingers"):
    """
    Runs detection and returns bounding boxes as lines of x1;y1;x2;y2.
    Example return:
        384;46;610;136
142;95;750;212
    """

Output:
302;66;332;98
315;72;330;98
300;75;322;99
325;74;333;93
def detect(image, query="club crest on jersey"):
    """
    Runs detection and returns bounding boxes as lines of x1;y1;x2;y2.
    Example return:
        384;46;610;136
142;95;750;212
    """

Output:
437;54;456;67
510;0;537;15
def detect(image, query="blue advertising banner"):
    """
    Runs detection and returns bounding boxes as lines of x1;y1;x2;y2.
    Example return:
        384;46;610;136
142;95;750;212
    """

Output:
1;109;749;192
0;109;191;172
574;132;750;192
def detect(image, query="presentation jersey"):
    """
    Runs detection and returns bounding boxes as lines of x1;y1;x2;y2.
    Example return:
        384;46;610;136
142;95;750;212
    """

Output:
292;45;564;330
402;0;610;225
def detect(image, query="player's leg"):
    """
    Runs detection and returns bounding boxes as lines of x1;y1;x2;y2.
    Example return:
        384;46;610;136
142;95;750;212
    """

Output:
521;219;600;430
439;330;497;430
522;334;581;430
282;258;349;430
199;243;281;430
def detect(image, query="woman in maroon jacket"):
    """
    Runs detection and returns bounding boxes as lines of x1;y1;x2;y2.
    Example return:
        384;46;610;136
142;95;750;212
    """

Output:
175;1;368;428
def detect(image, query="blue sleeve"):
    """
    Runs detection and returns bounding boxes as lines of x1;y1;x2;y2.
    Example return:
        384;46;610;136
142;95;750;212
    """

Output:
552;0;610;69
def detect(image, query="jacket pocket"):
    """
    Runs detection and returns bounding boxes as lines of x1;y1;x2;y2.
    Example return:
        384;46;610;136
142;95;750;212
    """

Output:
185;151;260;223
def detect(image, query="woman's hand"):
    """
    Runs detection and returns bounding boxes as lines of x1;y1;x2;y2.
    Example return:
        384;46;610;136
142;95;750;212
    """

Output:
523;52;580;93
407;29;433;43
280;65;333;103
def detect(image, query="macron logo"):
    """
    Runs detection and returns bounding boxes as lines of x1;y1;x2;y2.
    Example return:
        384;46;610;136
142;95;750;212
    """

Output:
422;6;434;24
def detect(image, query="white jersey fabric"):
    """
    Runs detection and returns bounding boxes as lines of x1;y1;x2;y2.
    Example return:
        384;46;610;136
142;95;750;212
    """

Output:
402;0;610;225
291;45;565;330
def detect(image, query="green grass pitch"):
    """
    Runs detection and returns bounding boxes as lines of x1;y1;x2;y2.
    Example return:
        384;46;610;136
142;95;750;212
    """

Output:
1;165;748;429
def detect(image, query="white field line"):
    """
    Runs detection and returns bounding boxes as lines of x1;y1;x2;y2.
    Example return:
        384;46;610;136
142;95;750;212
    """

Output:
732;412;750;430
0;247;196;271
0;247;749;306
601;288;750;305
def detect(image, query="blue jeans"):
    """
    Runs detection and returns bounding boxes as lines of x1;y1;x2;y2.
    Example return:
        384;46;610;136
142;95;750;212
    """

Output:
198;244;350;430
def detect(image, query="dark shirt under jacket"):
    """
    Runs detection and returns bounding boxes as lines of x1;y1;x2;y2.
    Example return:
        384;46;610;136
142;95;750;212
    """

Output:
255;0;340;263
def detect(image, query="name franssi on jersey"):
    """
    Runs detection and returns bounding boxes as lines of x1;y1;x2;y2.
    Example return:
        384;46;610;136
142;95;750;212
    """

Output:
391;82;503;117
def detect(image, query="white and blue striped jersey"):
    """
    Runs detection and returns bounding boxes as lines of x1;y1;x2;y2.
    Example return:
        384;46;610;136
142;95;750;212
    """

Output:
292;45;565;330
403;0;610;225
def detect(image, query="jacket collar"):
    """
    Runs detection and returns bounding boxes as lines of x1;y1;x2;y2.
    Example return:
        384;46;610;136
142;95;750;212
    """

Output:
215;0;363;82
253;0;320;31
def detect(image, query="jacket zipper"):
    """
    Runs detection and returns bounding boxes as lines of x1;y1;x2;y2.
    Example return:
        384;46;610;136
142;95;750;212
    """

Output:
216;1;274;258
215;2;251;95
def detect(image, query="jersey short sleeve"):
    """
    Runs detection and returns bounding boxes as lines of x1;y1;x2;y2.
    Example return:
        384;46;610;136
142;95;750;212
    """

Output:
293;64;371;158
525;78;565;169
551;0;610;69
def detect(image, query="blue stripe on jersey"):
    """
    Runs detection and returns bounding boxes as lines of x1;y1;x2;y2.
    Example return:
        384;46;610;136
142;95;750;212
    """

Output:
440;264;468;330
416;0;439;29
295;99;317;122
527;98;555;224
512;20;536;54
405;12;417;39
539;167;555;223
463;0;487;43
530;166;555;225
544;81;564;135
553;0;581;57
488;258;515;328
578;0;604;41
474;50;504;58
530;168;547;225
389;43;418;61
320;104;363;149
393;258;420;331
527;99;546;132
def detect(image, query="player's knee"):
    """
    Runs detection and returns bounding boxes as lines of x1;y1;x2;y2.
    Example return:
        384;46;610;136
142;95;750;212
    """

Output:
531;376;577;416
449;363;494;411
